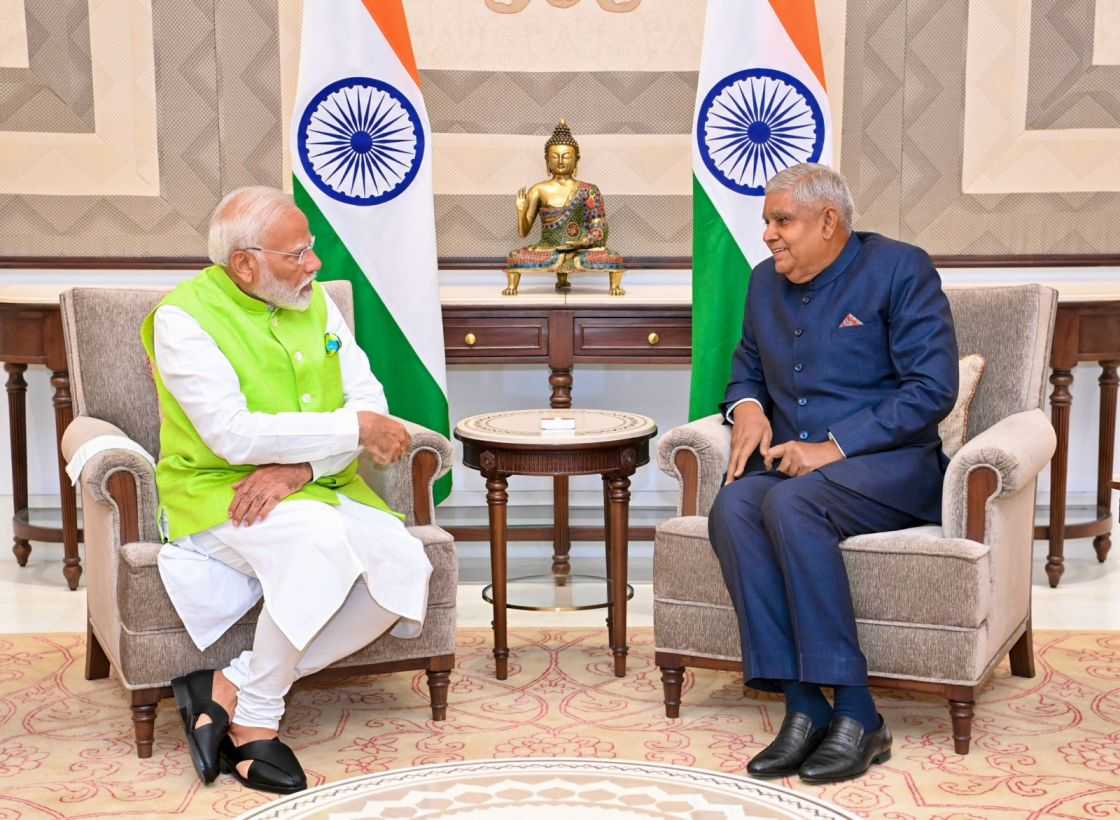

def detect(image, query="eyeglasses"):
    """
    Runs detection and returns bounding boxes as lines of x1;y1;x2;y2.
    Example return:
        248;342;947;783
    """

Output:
243;235;316;266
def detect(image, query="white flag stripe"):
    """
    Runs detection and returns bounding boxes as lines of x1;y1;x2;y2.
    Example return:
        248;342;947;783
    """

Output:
292;1;445;391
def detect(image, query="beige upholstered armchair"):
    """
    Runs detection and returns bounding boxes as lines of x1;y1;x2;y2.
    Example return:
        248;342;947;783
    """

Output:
58;282;457;759
653;284;1057;755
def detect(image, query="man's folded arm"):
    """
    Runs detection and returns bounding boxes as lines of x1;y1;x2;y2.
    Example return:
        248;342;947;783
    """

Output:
827;252;959;457
154;306;361;466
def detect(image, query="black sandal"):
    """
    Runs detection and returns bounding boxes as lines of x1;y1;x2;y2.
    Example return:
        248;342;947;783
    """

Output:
171;669;230;784
219;735;307;794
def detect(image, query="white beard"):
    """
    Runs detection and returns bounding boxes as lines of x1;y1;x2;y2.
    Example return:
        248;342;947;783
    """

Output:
255;273;313;311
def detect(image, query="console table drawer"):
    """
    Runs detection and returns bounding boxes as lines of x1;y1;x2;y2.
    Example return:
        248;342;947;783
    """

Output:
573;317;691;357
443;317;549;359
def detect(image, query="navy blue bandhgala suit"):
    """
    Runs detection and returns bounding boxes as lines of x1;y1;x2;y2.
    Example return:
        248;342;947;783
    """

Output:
709;231;958;690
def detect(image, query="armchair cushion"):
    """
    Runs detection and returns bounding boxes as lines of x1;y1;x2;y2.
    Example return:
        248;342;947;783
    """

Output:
655;517;991;629
117;525;458;636
939;354;986;457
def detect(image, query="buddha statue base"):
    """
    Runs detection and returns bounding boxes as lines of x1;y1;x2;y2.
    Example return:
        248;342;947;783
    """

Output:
503;249;625;297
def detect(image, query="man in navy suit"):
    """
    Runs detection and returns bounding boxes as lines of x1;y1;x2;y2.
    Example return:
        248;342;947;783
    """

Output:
709;163;958;783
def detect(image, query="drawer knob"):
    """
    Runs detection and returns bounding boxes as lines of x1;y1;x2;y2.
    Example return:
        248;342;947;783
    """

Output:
647;332;660;346
464;332;477;347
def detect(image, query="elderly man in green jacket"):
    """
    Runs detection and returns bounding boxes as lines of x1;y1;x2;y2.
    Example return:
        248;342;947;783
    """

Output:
141;186;431;795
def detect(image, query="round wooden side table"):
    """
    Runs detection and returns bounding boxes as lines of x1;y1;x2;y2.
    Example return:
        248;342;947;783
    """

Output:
455;408;657;680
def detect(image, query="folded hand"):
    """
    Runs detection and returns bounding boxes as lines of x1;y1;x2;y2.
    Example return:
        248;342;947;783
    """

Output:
229;463;312;527
358;411;411;465
765;440;844;477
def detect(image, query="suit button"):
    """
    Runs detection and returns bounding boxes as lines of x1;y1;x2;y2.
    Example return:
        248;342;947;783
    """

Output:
798;398;807;406
801;295;812;304
794;328;804;337
294;351;304;362
301;393;311;404
799;431;809;440
793;363;803;372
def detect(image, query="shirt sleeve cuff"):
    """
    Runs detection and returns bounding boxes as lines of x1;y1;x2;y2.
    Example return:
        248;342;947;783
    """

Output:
725;397;764;424
828;431;847;459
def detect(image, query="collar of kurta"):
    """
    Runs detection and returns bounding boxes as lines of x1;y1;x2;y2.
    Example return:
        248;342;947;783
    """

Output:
204;264;273;315
803;231;863;289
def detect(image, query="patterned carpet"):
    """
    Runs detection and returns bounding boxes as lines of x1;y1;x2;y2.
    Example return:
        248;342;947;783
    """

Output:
0;628;1118;819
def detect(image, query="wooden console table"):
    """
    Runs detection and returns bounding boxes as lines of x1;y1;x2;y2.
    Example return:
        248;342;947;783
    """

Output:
0;300;83;589
442;302;690;569
1036;301;1120;587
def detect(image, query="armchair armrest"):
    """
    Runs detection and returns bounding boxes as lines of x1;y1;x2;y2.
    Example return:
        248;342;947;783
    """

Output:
61;416;160;544
656;413;731;517
942;408;1056;540
357;416;453;526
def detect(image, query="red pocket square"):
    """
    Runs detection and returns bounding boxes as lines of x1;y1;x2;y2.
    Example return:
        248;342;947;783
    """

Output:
839;313;864;328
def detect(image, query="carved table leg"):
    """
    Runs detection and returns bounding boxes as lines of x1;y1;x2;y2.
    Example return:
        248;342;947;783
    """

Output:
4;363;30;566
1094;361;1118;562
1047;368;1073;587
549;367;573;575
606;473;631;677
603;476;613;639
552;476;571;575
52;370;82;590
486;473;510;680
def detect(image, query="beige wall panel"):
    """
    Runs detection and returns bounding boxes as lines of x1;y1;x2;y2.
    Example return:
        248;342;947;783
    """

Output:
216;0;283;192
433;133;690;197
2;0;1118;258
1095;0;1120;64
839;0;904;237
0;0;29;68
0;0;95;133
406;0;705;72
0;0;158;196
962;0;1120;194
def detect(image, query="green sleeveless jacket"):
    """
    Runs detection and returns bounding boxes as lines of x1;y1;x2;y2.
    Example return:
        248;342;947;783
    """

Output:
140;265;396;541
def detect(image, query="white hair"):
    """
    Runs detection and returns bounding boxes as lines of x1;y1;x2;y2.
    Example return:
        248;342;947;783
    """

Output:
207;186;298;266
765;163;855;229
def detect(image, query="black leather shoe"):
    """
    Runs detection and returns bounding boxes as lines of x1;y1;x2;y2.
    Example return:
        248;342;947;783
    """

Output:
171;669;230;784
219;736;307;795
746;712;828;778
798;714;892;784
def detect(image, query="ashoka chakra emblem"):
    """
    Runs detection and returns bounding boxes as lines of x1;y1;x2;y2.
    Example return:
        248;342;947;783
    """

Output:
697;68;825;196
297;77;424;206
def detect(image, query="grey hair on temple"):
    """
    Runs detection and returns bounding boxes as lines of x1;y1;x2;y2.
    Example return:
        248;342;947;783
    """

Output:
766;163;854;229
207;186;298;267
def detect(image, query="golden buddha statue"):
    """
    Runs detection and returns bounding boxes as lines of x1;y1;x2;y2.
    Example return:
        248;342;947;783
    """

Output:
505;120;625;296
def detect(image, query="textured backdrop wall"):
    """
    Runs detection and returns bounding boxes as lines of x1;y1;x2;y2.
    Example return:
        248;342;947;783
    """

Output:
0;0;1117;260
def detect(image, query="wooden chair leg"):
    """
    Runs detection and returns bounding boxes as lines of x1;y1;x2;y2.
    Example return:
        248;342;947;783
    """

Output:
948;696;975;755
85;619;110;681
660;666;685;718
131;689;162;759
426;655;453;721
1009;620;1035;678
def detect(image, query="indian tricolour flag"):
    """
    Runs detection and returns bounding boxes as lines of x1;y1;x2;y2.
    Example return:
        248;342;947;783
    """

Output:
689;0;833;419
291;1;450;501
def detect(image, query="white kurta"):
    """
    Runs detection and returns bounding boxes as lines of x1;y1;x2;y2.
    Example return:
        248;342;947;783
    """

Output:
152;295;432;652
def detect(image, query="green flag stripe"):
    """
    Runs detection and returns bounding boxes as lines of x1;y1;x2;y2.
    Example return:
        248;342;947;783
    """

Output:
294;177;452;504
689;174;752;421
